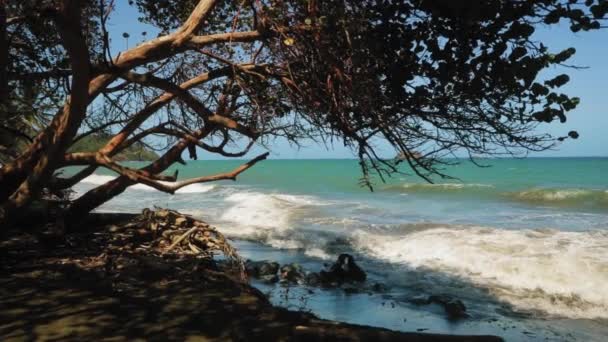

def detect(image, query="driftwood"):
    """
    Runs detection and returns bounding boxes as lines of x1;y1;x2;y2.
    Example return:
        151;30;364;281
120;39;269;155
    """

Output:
133;207;245;279
165;226;199;253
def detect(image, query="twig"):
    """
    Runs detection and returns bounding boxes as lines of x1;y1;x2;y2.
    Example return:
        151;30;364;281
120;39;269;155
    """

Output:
164;226;199;253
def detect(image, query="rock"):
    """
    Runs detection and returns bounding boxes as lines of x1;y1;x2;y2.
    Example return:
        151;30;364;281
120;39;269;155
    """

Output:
444;299;468;319
305;272;321;286
280;263;305;282
259;274;279;284
245;260;280;278
371;282;388;292
320;254;367;284
259;262;280;276
342;285;361;294
428;294;468;319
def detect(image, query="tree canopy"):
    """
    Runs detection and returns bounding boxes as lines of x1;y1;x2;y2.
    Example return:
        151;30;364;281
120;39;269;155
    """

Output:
0;0;606;224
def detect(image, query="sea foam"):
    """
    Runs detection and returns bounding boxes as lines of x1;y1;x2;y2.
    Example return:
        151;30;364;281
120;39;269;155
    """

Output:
384;183;495;193
216;191;336;258
354;226;608;319
509;187;608;206
218;191;323;231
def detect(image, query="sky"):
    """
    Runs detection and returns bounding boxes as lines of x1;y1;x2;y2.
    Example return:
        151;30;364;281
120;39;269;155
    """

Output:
106;2;608;159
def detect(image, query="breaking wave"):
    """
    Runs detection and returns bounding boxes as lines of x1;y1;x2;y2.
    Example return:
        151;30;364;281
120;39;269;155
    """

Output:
217;191;323;231
507;188;608;208
383;182;608;210
213;189;608;319
215;191;342;259
76;171;608;320
382;182;495;193
354;226;608;319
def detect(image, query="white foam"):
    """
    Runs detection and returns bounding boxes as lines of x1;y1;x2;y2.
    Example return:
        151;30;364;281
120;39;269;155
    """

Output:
402;183;494;189
272;194;327;205
219;191;322;232
305;217;361;226
384;183;495;193
304;247;332;260
79;174;216;193
514;188;593;201
354;226;608;319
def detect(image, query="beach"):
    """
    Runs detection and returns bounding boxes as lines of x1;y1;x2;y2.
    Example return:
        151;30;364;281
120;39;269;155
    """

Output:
3;1;607;340
0;213;502;341
54;157;608;341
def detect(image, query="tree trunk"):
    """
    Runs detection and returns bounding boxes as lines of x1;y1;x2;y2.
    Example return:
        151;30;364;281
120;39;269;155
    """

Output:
0;2;91;223
0;2;7;109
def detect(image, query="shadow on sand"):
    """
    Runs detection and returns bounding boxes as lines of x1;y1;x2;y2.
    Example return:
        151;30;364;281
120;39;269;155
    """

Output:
0;215;504;341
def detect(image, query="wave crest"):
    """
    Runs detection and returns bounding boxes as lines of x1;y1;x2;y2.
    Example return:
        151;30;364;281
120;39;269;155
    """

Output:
383;183;494;193
218;191;322;231
354;226;608;319
508;188;608;208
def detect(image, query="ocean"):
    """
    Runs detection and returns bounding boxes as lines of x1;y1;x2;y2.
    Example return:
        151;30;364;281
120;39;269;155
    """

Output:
72;157;608;341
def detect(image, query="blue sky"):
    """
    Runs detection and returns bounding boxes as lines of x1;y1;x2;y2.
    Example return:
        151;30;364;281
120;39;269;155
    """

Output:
531;25;608;157
107;3;607;159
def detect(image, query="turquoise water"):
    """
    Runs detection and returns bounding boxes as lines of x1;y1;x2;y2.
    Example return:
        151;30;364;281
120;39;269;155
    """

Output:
73;157;608;340
95;157;608;228
161;157;608;196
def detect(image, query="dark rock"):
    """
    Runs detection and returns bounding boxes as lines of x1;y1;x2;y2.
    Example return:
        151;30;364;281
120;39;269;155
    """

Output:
371;282;388;292
259;274;279;284
245;260;279;278
342;285;361;294
444;299;467;319
304;272;321;286
259;262;280;276
428;294;468;319
279;263;305;282
320;254;367;284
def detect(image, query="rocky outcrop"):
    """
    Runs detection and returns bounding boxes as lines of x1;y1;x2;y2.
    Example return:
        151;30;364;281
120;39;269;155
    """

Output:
246;254;389;295
245;260;280;278
319;253;367;284
279;263;305;283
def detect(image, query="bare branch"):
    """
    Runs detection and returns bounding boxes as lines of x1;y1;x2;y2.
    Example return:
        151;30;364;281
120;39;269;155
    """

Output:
133;152;269;194
119;71;259;138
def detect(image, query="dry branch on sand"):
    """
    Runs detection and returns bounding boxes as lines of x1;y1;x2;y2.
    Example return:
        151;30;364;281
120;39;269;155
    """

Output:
121;207;245;279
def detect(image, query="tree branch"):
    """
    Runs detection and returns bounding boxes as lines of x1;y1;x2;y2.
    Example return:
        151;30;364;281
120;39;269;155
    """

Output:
133;152;269;194
120;71;259;138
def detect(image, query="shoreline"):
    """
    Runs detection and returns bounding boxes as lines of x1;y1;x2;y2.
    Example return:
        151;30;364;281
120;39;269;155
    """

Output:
0;211;503;341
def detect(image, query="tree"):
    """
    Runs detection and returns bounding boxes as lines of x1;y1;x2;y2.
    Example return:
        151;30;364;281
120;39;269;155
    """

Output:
0;0;606;225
